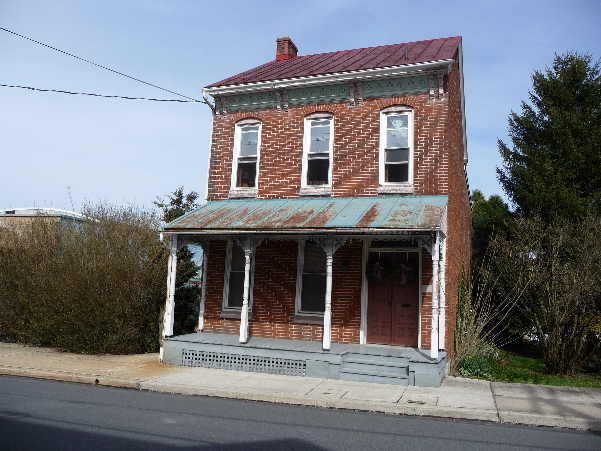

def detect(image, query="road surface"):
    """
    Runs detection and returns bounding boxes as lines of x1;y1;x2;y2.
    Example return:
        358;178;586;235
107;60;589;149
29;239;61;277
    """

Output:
0;375;599;450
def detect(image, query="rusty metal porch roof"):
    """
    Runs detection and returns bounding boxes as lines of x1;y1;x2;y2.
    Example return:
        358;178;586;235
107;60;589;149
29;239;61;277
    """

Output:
164;196;447;234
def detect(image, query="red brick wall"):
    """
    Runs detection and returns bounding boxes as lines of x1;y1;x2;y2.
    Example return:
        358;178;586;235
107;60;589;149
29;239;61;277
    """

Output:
203;239;362;344
207;93;449;200
203;64;471;351
443;62;472;358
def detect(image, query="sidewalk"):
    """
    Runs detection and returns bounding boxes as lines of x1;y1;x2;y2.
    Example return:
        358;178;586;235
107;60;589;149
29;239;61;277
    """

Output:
1;343;600;431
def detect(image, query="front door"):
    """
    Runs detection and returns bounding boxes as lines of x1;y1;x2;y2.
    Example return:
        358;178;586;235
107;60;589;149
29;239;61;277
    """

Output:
366;251;419;346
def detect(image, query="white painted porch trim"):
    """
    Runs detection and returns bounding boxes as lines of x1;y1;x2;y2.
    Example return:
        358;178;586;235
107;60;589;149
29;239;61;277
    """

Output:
359;239;370;344
160;234;178;361
196;245;208;332
323;250;334;350
430;232;441;359
439;235;447;350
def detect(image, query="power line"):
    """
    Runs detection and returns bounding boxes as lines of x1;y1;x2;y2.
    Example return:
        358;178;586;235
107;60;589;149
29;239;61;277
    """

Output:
0;26;203;103
1;83;199;102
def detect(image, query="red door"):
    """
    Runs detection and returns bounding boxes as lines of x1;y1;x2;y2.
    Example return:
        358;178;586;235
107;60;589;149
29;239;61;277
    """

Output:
367;252;419;347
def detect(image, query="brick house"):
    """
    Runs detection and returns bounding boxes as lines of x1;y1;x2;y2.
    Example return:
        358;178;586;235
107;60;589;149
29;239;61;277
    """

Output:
161;36;471;386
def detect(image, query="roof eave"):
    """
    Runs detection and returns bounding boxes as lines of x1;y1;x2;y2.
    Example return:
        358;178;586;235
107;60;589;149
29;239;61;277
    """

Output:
204;59;455;96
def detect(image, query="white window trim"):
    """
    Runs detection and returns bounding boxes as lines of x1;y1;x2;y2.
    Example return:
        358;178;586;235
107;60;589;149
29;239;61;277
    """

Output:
230;119;261;195
378;107;414;190
294;239;325;317
222;240;255;312
301;114;334;191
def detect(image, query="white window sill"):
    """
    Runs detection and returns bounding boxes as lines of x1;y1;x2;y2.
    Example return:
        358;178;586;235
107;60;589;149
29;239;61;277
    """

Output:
293;314;324;325
221;309;253;320
299;186;332;196
378;184;414;194
229;188;258;198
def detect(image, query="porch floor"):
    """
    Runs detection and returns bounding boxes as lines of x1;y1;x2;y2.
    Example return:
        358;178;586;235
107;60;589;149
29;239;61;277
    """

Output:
164;332;447;387
167;332;442;364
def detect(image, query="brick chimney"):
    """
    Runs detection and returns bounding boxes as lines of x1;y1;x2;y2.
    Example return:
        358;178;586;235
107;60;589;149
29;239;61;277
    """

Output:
276;37;298;61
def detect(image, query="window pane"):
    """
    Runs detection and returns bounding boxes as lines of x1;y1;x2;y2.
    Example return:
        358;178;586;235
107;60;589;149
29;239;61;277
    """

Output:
386;114;408;149
236;161;256;187
240;126;259;156
385;148;409;163
385;163;409;183
303;241;326;274
301;274;326;312
227;271;244;308
230;244;245;271
307;158;329;185
309;120;330;153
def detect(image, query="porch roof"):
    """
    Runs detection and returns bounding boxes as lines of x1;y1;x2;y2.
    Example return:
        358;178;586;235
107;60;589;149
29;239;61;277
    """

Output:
164;195;447;235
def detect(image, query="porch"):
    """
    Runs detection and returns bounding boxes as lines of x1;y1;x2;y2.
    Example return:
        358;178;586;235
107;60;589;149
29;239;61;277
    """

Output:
160;196;449;387
163;332;447;387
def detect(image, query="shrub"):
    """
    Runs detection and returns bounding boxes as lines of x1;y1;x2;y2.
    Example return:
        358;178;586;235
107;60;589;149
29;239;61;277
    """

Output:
0;203;168;354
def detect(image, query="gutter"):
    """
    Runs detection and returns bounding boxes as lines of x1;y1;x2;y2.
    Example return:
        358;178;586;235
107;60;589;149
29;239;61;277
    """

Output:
204;59;455;96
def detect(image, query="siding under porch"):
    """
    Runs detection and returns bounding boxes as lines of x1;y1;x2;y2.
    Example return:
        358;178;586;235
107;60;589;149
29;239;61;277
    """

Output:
164;332;447;387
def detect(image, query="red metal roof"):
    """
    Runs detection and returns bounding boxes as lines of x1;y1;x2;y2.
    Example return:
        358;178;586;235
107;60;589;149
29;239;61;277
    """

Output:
207;36;461;88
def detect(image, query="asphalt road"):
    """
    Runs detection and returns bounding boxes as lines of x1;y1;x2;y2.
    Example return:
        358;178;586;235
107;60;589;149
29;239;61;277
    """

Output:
0;375;599;451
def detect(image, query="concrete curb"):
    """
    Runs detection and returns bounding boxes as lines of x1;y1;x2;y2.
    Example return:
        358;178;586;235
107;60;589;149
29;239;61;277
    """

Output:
0;366;140;390
1;365;598;431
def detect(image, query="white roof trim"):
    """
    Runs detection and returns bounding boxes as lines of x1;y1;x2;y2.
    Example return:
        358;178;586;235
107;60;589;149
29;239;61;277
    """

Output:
204;59;455;96
0;207;85;219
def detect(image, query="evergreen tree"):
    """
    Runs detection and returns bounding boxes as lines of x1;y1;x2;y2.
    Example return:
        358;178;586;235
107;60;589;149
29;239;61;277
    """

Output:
471;189;512;266
154;187;201;335
497;53;601;220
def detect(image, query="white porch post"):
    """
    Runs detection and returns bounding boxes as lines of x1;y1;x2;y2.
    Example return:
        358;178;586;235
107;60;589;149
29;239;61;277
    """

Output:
236;237;260;344
160;234;178;361
196;243;208;332
439;235;447;350
323;249;334;351
315;237;345;351
239;247;253;343
430;232;440;359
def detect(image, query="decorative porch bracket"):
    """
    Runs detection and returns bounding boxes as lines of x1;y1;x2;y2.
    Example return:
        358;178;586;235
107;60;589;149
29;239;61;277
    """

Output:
235;237;262;344
314;237;347;351
160;234;180;361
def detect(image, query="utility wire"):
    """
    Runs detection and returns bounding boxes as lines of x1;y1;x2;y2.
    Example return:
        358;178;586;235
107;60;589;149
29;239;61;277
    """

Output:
0;26;204;103
1;83;199;102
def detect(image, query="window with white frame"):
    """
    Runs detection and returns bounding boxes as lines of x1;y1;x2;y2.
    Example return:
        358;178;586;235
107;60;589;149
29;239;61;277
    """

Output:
379;108;413;185
296;240;326;314
232;120;261;189
302;114;333;187
223;241;254;310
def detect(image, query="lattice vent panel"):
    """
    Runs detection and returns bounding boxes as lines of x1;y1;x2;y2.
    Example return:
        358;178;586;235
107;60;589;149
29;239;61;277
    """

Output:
182;349;306;376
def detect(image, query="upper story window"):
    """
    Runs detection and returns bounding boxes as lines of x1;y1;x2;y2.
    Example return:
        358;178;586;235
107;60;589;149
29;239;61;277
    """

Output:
302;114;333;190
379;107;414;190
231;119;261;192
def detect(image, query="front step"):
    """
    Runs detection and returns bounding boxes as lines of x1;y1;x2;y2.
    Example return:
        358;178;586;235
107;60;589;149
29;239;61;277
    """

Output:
340;352;410;385
339;369;409;385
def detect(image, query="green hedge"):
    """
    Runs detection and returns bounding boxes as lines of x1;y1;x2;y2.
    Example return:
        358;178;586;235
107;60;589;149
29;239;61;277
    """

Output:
0;204;168;354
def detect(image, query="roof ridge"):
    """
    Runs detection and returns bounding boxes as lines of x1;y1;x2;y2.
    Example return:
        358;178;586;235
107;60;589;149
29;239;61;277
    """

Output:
294;35;461;60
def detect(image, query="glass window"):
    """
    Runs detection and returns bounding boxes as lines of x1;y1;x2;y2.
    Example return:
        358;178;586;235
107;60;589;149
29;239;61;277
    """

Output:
300;241;326;313
234;123;260;188
383;113;410;183
227;243;245;308
305;118;332;186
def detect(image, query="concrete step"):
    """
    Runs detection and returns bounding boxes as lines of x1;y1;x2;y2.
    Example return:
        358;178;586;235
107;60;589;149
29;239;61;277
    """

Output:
339;370;409;385
342;362;409;376
342;353;409;368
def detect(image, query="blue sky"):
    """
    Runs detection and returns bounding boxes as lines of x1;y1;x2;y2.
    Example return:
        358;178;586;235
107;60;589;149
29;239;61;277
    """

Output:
1;1;600;211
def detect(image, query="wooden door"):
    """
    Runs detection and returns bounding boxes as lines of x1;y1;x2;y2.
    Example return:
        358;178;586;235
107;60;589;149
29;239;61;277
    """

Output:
367;252;419;347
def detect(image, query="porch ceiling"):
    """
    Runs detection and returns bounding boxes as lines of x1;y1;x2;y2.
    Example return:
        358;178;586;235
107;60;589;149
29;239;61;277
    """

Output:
164;195;447;234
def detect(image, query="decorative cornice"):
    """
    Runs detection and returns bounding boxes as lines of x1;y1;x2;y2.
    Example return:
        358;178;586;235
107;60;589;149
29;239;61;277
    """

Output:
204;59;454;97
